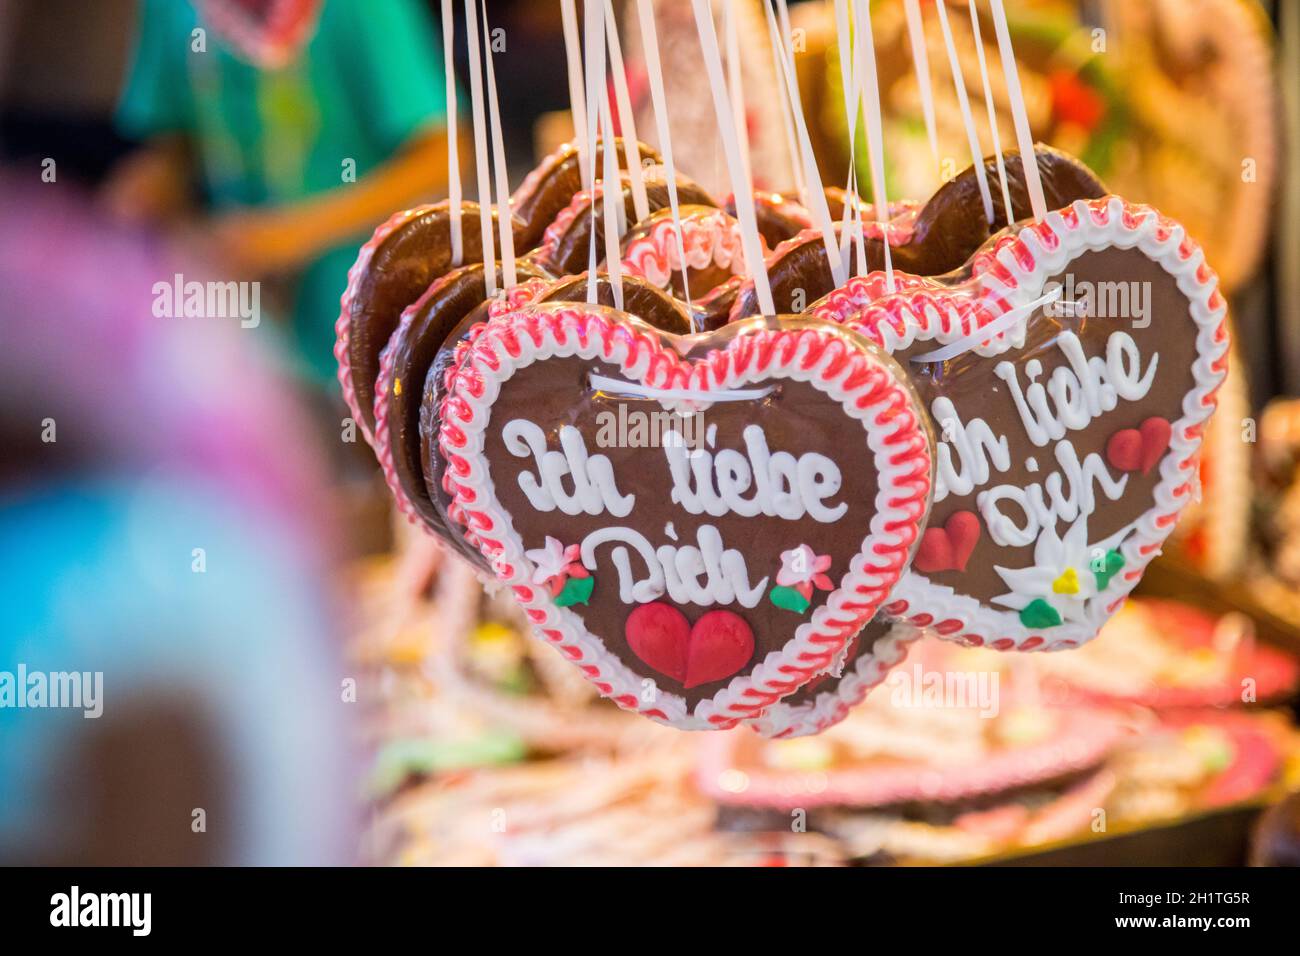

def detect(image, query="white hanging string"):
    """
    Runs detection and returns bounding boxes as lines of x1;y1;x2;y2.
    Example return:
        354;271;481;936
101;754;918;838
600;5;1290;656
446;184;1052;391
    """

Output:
761;0;846;288
846;8;870;275
765;4;805;203
589;372;774;402
560;0;591;192
722;0;754;195
596;8;625;310
832;0;864;269
902;0;940;175
968;0;1013;222
693;0;774;315
599;94;625;310
635;0;693;315
602;0;649;222
441;0;462;265
851;185;867;275
773;0;815;209
481;3;516;288
934;0;993;224
989;0;1046;221
583;0;605;304
463;0;496;294
854;0;894;292
908;287;1061;363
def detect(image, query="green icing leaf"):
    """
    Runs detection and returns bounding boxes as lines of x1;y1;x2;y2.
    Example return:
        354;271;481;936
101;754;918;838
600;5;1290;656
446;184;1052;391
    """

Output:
1019;598;1062;630
1092;549;1125;591
769;585;811;614
555;574;594;607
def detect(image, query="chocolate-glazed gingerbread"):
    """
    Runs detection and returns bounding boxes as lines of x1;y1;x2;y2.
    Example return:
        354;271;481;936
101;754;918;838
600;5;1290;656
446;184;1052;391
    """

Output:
511;138;662;248
479;360;887;708
620;205;756;302
829;196;1227;650
539;174;717;275
536;273;694;334
418;274;696;568
342;200;527;437
730;146;1106;320
380;260;548;539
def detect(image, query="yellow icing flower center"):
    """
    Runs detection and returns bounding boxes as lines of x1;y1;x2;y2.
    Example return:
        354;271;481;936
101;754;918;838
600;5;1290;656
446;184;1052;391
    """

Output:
1052;567;1080;595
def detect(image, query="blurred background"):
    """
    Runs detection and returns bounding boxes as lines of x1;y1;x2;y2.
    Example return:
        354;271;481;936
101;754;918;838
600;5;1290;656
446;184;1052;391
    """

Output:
1;0;1299;866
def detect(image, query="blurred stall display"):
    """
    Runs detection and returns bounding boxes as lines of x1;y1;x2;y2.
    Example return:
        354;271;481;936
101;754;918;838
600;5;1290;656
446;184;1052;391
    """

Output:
622;0;796;196
1010;599;1299;709
428;561;668;753
1249;399;1300;624
192;0;323;69
1107;710;1289;825
352;550;1300;865
795;0;1276;293
818;769;1117;864
697;641;1130;810
370;744;843;866
0;177;354;865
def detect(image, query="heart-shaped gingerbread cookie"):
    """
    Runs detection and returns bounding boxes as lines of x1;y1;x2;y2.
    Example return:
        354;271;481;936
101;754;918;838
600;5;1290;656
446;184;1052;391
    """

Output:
438;303;933;729
813;196;1229;651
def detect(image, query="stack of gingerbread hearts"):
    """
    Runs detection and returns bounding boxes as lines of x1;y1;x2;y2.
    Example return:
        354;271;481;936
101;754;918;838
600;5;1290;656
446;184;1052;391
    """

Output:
336;0;1227;736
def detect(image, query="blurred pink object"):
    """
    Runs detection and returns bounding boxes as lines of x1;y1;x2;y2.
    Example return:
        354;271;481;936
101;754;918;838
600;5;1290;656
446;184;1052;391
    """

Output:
0;171;335;549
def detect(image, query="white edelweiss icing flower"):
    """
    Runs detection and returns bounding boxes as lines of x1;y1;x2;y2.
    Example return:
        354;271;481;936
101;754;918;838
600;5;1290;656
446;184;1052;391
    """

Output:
991;515;1129;626
525;536;570;585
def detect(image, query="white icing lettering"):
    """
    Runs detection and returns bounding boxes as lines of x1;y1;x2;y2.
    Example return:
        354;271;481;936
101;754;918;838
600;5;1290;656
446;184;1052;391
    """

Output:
503;419;634;517
663;425;846;523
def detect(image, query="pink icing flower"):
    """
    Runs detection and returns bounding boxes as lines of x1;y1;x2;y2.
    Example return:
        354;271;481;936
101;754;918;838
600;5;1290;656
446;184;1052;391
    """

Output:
525;536;589;596
776;545;833;600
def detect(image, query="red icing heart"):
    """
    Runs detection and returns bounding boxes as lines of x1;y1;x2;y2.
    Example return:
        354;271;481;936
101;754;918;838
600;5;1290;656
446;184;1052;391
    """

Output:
913;511;981;574
1138;417;1172;474
625;604;755;689
1105;428;1143;473
685;611;755;689
625;603;691;684
1107;417;1172;476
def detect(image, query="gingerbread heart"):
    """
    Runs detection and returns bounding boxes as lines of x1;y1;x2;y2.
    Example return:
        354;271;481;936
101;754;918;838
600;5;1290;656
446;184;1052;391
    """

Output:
1105;417;1172;476
619;205;756;301
729;146;1107;322
438;302;933;729
336;200;527;443
813;196;1229;651
535;173;716;276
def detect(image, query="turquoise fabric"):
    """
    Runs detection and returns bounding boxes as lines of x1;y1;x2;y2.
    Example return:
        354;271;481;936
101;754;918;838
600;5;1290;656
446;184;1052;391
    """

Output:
117;0;449;386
